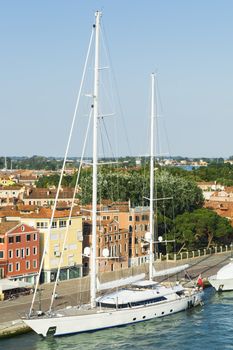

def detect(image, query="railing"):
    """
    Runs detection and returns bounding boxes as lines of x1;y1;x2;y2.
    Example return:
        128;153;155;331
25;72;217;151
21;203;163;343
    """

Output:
156;244;233;262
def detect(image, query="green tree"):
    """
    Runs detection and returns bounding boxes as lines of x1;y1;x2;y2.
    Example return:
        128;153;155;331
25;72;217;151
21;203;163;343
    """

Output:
172;208;233;251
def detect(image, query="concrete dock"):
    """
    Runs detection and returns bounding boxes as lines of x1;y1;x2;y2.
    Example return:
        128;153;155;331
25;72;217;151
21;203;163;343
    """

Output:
0;250;231;338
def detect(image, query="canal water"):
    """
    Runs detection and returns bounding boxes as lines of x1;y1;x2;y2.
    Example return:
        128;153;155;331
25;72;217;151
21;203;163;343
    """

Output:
1;288;233;350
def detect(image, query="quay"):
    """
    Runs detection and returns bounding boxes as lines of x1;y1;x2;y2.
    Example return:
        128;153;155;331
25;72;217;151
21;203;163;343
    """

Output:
0;249;231;338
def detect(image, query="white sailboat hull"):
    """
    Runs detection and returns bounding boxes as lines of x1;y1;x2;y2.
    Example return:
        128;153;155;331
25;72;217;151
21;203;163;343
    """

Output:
23;292;203;337
208;275;233;291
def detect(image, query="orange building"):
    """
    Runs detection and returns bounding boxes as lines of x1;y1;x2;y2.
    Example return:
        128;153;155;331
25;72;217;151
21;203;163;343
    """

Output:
82;202;151;273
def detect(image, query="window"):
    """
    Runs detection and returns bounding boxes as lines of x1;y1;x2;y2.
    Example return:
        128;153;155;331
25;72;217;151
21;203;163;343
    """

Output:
129;216;132;221
16;262;20;271
36;222;48;229
33;246;37;255
59;220;66;228
16;249;20;258
8;236;14;244
135;216;140;222
16;236;21;243
33;233;37;241
8;250;13;259
52;221;57;228
21;249;25;258
0;237;4;243
26;248;30;256
114;216;118;221
0;251;4;259
33;260;37;268
8;263;13;272
69;220;72;226
26;261;30;270
26;234;31;241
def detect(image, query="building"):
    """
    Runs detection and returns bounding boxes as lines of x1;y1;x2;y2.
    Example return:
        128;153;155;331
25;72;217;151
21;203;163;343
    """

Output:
83;218;128;274
0;221;39;283
23;187;77;207
0;206;83;283
0;186;24;206
20;207;83;283
82;202;151;271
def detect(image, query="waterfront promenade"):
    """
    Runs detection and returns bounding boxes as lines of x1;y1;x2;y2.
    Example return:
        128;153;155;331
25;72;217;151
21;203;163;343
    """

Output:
0;249;231;337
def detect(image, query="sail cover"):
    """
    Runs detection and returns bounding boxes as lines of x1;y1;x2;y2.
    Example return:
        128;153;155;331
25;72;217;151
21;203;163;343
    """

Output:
97;273;146;291
152;264;189;278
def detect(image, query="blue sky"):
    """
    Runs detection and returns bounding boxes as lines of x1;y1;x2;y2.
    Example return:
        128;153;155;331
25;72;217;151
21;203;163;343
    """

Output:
0;1;233;158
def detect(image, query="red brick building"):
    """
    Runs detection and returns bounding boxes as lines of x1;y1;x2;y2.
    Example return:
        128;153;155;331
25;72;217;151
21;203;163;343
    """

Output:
0;221;40;283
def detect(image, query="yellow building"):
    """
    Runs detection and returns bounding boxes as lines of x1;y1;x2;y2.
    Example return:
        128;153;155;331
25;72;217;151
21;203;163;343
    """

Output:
0;177;16;186
21;207;83;283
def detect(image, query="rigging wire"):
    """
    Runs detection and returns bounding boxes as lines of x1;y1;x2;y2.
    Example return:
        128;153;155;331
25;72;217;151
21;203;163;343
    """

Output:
29;28;94;316
49;107;93;312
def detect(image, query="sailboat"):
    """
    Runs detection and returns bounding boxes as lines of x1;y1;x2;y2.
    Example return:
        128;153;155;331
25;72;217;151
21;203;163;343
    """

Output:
23;11;203;337
208;258;233;291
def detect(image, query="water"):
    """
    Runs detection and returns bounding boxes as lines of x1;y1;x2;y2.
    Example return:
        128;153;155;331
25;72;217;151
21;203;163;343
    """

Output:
2;288;233;350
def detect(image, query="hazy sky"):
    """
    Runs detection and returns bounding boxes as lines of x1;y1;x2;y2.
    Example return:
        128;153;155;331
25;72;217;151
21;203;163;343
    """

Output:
1;0;233;158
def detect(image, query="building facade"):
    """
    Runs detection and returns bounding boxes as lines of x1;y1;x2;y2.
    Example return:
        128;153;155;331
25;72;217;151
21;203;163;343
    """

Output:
0;221;40;283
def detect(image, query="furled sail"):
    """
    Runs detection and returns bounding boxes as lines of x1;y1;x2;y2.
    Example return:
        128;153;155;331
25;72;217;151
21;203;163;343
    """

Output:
152;264;189;278
97;273;146;291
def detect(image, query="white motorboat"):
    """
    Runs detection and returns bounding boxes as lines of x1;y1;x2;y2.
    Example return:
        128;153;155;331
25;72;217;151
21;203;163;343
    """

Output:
22;11;203;337
209;259;233;291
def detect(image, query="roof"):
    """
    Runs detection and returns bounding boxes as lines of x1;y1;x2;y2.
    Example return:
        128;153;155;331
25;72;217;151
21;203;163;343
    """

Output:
24;187;75;199
0;221;20;234
0;206;81;219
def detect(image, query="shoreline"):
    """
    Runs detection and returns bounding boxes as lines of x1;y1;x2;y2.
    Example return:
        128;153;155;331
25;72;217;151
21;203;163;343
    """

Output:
0;251;230;338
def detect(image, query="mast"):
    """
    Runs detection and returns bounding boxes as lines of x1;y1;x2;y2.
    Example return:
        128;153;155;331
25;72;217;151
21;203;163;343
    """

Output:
90;10;101;308
149;73;156;281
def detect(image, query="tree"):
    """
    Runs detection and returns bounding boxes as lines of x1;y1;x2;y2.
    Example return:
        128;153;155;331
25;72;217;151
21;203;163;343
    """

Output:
171;208;233;251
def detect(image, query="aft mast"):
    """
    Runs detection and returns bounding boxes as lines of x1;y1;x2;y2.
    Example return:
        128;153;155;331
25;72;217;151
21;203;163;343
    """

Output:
90;10;101;308
149;73;156;281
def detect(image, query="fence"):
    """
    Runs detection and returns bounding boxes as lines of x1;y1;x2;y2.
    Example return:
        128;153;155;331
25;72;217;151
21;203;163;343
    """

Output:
157;244;233;262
